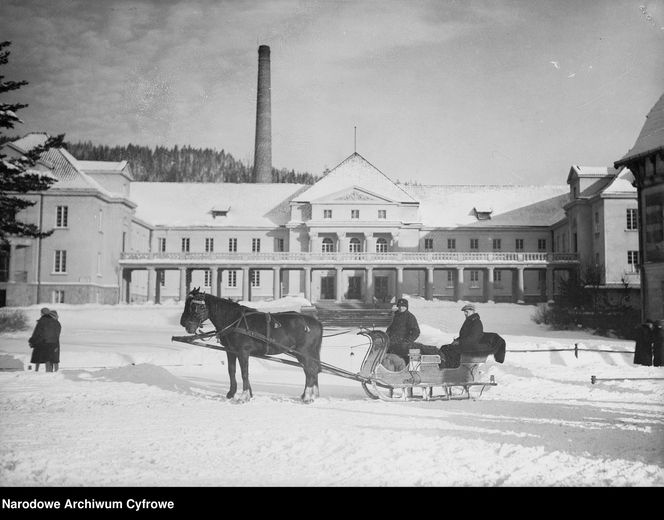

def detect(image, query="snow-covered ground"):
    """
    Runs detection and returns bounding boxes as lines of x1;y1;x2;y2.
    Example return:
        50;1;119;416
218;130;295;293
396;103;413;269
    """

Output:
1;296;662;487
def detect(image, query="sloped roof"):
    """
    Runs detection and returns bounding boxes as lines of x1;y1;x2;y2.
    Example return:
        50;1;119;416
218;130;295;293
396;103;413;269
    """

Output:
6;133;130;200
404;185;569;227
615;92;664;165
603;168;636;195
293;153;417;204
566;165;618;183
78;160;132;179
130;183;308;227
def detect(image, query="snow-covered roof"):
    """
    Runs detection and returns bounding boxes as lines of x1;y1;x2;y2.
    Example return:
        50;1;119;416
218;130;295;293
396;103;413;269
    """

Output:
602;168;636;195
78;160;132;179
404;185;569;227
293;153;417;204
130;182;308;227
8;132;49;152
615;92;664;165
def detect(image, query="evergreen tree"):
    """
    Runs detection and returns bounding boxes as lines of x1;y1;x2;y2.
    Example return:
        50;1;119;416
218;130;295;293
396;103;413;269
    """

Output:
0;41;64;244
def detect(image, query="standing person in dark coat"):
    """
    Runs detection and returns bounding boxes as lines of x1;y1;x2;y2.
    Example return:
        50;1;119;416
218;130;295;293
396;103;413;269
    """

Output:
29;308;61;372
385;298;421;366
633;320;655;366
653;320;664;367
439;303;484;368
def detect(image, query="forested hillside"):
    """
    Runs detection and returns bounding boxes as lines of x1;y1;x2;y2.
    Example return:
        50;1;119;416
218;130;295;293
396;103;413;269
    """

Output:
64;141;319;184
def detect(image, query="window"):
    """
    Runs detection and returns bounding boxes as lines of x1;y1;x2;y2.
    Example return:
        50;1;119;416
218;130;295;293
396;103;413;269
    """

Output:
446;271;454;288
515;239;524;251
122;232;126;253
594;212;600;234
378;210;386;220
228;238;237;252
538;239;547;251
205;238;214;252
492;239;501;250
595;253;600;265
181;238;190;252
56;206;68;228
252;238;261;252
322;238;334;253
227;270;237;287
52;290;65;304
204;270;211;287
376;238;388;253
626;208;638;230
349;237;361;253
323;209;332;219
447;238;456;250
470;238;479;250
54;250;67;273
573;233;578;253
97;252;102;275
555;236;560;253
424;238;433;251
251;270;261;287
159;270;165;287
628;250;639;271
158;238;166;252
470;270;480;288
494;270;502;288
351;209;359;219
98;209;103;231
275;238;285;252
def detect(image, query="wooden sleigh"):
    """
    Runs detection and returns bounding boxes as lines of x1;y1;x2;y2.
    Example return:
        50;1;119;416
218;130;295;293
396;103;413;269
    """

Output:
358;330;497;401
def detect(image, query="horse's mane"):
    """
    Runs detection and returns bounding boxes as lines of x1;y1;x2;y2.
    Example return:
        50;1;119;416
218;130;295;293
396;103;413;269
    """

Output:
202;292;258;313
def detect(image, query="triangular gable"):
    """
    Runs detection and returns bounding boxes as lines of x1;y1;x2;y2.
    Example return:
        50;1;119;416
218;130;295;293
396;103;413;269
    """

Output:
293;152;417;204
311;185;396;204
602;168;636;195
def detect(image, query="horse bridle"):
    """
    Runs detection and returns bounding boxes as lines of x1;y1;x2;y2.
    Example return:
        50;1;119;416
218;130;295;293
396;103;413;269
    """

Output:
189;295;209;328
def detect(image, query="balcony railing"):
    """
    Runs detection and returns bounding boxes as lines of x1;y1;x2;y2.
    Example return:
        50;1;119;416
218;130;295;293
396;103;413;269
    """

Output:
120;251;579;265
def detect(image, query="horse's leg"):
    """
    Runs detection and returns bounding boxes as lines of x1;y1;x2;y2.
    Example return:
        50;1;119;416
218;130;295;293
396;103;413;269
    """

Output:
300;356;320;404
226;352;238;399
235;350;253;403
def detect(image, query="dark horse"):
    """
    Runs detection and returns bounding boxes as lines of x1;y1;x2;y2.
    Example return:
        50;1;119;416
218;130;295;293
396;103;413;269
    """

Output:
180;288;323;403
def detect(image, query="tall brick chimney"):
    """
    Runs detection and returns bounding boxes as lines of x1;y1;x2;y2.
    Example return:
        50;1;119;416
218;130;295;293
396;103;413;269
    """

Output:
253;45;272;183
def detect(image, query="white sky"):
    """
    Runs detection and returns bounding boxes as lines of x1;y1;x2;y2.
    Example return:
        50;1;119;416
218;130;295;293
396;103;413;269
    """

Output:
2;0;663;185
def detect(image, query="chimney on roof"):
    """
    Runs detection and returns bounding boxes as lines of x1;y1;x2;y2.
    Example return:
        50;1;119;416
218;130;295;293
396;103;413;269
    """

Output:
253;45;272;183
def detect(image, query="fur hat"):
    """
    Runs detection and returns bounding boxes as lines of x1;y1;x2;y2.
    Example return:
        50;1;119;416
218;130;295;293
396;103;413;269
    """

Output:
49;310;59;320
396;298;408;308
461;303;476;312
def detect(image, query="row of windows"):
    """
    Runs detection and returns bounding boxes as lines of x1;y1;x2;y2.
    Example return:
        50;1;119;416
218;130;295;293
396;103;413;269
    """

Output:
322;209;387;220
157;237;286;253
428;238;547;251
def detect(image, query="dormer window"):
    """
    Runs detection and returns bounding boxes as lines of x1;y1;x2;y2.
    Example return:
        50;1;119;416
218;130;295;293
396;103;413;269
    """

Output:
323;209;332;219
211;206;230;218
473;207;492;220
351;209;360;219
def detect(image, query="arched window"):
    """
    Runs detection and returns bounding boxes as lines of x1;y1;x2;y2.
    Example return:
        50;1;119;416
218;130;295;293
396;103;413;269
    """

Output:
349;237;362;253
376;238;388;253
321;238;334;253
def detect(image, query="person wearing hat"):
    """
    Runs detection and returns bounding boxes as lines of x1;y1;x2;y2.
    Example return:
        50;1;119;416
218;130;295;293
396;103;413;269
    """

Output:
29;307;62;372
439;303;484;368
385;297;421;366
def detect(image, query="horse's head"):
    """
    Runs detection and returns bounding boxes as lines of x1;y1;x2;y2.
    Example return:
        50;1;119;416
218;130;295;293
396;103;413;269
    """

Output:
180;287;209;333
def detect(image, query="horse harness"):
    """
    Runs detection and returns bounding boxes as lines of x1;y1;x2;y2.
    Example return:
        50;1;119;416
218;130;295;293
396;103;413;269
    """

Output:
191;295;311;357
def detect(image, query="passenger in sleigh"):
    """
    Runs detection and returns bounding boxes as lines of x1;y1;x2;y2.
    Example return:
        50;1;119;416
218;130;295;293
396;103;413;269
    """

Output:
383;298;441;371
439;303;506;368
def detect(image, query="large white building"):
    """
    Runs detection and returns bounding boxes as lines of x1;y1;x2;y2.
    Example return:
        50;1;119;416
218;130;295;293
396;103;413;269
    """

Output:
0;135;641;309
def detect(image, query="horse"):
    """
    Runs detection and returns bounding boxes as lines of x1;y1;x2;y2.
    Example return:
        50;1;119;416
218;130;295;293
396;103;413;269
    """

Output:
179;288;324;403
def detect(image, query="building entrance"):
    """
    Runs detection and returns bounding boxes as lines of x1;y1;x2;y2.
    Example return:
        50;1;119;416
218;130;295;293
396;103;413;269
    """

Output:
321;276;335;300
347;276;362;299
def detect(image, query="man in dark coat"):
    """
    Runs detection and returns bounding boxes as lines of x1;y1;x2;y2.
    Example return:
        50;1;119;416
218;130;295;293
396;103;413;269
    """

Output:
633;320;655;366
385;298;421;366
29;308;61;372
439;303;484;368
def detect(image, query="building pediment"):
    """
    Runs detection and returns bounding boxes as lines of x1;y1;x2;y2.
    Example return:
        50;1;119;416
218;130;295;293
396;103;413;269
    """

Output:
312;186;397;204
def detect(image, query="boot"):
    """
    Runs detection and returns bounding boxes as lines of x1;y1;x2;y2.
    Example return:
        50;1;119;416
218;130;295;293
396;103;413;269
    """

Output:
45;362;53;373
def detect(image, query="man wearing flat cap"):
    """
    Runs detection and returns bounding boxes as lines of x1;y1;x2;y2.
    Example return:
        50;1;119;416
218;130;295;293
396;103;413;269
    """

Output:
439;303;484;368
385;297;421;366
